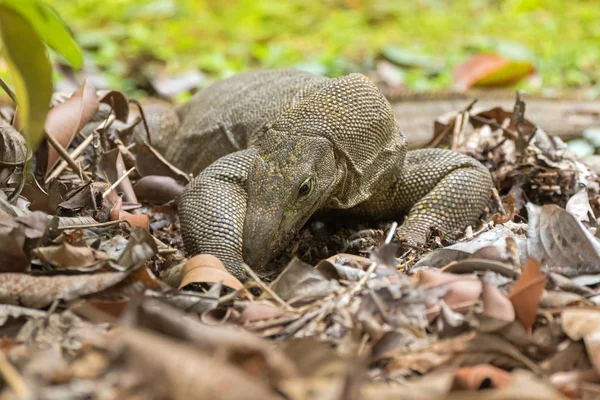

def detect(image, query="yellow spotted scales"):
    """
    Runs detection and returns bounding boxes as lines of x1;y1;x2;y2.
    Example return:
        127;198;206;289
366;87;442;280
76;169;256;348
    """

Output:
146;69;492;279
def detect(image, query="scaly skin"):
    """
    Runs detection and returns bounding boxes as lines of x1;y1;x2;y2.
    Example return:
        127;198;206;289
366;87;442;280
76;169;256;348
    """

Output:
148;69;493;279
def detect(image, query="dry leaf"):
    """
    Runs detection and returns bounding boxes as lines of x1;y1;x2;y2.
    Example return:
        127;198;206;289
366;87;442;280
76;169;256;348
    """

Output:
133;175;184;203
508;258;547;332
179;254;246;293
99;149;137;203
562;308;600;373
452;364;512;390
33;243;112;271
136;142;189;183
45;81;100;172
0;118;27;167
0;271;128;308
117;327;279;400
453;53;535;90
0;211;47;272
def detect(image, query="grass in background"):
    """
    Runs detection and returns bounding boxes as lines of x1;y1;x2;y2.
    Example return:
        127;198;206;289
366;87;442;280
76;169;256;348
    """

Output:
41;0;600;95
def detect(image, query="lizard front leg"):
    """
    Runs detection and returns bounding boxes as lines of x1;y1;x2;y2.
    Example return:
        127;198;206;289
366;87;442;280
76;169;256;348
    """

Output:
179;149;258;279
350;149;492;245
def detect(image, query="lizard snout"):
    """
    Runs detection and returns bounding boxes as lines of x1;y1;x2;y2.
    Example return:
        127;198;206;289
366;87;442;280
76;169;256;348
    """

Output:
242;209;288;272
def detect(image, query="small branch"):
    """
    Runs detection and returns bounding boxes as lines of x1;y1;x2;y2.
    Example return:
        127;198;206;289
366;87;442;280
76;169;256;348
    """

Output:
54;218;128;231
0;351;31;398
46;115;115;183
45;132;85;179
240;263;296;312
102;166;136;198
128;99;152;145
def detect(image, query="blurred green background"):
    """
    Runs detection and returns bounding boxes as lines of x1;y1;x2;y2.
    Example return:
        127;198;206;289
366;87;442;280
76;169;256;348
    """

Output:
45;0;600;97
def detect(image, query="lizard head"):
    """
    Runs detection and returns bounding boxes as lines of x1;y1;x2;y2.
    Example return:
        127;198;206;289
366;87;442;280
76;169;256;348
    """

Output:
243;133;337;272
243;73;405;274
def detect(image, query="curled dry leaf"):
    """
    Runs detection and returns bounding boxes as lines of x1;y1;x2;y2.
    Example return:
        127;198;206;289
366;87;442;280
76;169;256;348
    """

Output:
45;81;100;172
133;175;184;204
508;258;547;332
98;90;129;122
99;149;137;203
33;242;112;271
561;308;600;373
136;143;189;183
179;254;247;294
108;195;149;230
452;363;512;391
0;271;128;308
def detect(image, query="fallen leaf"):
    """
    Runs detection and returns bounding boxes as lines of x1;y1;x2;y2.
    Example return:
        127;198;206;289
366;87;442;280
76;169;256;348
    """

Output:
453;53;535;90
0;211;47;272
268;258;341;304
99;90;129;121
116;227;157;269
45;81;99;172
0;271;128;308
133;175;184;203
508;258;547;332
135;142;189;183
33;242;112;271
452;364;512;390
179;254;246;293
117;327;279;400
99;149;137;203
562;308;600;373
479;281;515;332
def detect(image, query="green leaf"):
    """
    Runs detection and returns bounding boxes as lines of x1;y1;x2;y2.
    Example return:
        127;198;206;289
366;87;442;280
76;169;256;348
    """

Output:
0;4;53;151
0;0;82;68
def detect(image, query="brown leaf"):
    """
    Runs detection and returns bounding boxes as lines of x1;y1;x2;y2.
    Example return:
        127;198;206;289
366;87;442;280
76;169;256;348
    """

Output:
108;195;149;230
527;203;600;271
269;258;341;304
179;254;246;293
453;53;535;90
0;211;47;272
117;327;279;400
414;270;482;318
99;90;129;122
116;227;157;269
33;242;112;271
133;175;184;204
550;369;600;399
452;364;512;391
508;258;547;332
136;142;189;183
136;299;297;383
562;308;600;373
45;81;100;172
99;148;137;203
0;271;128;308
479;281;515;332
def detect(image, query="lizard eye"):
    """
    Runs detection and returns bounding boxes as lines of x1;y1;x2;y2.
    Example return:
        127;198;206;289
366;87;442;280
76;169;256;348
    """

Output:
298;178;312;197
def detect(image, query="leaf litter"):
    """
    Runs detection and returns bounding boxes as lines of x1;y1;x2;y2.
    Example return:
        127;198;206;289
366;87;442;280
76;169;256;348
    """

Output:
0;79;599;399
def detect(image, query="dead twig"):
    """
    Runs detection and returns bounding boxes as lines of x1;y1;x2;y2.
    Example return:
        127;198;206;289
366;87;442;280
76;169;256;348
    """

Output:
129;99;152;145
54;218;129;231
0;351;31;398
241;263;297;312
45;131;85;180
46;114;115;183
102;166;136;198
